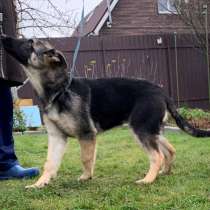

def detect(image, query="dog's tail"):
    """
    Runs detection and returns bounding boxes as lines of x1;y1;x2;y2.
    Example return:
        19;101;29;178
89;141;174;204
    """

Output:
165;97;210;137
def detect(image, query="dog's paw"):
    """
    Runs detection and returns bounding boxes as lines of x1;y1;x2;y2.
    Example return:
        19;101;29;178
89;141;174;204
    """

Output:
135;179;153;185
25;176;51;189
159;169;165;175
78;174;92;182
25;184;39;189
159;165;172;175
159;169;171;175
25;181;48;189
25;182;47;189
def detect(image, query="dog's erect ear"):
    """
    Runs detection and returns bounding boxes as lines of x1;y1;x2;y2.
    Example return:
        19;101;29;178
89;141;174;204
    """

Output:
45;49;67;69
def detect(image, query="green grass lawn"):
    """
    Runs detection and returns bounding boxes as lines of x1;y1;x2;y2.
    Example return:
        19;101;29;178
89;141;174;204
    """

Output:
1;127;210;210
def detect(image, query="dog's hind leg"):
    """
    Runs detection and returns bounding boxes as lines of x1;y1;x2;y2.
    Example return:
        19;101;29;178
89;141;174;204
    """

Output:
158;136;176;175
78;138;97;181
133;133;164;184
129;100;166;184
26;116;67;188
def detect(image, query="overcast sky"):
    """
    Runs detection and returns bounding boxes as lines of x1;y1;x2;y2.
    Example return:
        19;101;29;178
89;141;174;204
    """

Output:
20;0;103;38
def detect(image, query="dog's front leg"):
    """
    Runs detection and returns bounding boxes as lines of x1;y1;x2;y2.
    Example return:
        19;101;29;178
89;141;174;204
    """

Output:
26;118;67;189
78;138;97;181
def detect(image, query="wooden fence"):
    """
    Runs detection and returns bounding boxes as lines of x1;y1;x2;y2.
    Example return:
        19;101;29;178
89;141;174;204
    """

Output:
18;34;209;109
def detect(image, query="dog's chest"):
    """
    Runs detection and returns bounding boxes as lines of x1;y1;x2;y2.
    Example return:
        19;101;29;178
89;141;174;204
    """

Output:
47;108;77;136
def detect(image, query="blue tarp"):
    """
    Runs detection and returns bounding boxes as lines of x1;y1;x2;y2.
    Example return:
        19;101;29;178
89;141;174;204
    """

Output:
20;106;42;127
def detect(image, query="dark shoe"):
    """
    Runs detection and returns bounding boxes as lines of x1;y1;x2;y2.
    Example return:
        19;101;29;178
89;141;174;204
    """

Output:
0;164;39;180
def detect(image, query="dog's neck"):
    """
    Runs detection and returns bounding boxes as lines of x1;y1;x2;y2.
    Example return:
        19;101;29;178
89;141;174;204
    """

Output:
24;66;70;105
24;67;44;96
42;76;69;102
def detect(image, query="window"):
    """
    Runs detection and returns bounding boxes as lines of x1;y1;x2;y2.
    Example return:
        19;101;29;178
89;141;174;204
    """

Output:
158;0;177;14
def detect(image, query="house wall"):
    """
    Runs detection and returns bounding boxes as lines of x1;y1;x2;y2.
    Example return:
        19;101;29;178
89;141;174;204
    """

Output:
100;0;191;36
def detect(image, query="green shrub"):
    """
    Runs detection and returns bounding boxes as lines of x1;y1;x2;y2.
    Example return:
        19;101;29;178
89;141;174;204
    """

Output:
13;108;27;133
167;106;210;129
178;107;210;121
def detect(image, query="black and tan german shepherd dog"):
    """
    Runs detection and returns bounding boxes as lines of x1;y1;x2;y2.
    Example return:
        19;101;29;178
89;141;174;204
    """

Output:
2;35;210;188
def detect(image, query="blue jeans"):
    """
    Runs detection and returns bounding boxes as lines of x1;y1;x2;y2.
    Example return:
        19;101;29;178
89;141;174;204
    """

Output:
0;82;18;171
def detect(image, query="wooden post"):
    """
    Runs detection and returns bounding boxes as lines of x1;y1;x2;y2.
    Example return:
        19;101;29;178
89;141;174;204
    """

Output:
174;32;180;107
204;4;210;104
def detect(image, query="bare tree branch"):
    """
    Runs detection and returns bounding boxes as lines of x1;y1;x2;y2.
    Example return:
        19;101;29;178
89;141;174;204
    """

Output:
16;0;77;37
174;0;210;53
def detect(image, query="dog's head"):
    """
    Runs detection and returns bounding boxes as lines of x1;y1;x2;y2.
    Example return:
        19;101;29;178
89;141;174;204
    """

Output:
1;35;67;70
1;35;68;96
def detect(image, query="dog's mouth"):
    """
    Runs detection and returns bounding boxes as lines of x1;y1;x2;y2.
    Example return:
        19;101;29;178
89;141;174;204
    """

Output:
1;35;33;65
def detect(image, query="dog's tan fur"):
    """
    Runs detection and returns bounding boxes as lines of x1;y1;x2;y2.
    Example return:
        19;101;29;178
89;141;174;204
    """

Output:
26;115;68;188
78;139;97;181
158;136;176;174
136;149;164;184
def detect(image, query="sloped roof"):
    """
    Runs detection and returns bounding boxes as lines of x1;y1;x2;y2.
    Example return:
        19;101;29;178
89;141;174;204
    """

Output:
72;0;118;37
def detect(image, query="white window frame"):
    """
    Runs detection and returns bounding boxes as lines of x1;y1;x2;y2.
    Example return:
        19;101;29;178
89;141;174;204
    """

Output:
158;0;178;14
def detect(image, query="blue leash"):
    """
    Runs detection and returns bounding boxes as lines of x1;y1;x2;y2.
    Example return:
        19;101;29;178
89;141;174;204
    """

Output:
68;0;85;85
45;1;85;110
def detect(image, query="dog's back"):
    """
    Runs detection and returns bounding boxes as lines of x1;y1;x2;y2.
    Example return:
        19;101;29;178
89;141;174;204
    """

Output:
77;78;165;131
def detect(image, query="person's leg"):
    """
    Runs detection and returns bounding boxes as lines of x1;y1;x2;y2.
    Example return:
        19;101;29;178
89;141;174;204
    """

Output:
0;82;39;179
0;83;18;171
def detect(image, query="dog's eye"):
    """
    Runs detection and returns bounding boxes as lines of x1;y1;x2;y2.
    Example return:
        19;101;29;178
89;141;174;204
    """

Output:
44;49;55;56
47;49;55;54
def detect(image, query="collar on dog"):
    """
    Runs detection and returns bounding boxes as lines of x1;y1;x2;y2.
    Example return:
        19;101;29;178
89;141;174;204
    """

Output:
43;81;72;112
44;91;61;111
